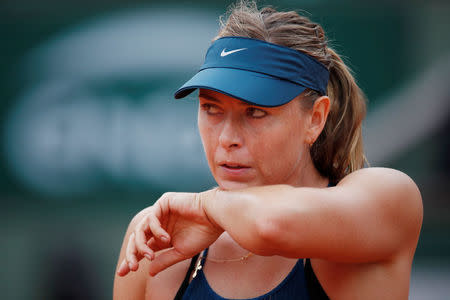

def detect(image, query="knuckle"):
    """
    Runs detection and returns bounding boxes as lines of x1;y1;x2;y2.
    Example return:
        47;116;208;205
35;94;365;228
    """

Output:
130;206;153;228
136;215;148;227
161;192;177;202
160;192;170;200
135;241;146;252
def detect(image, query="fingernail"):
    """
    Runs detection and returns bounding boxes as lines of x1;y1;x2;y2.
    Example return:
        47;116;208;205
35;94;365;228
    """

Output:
128;262;133;270
161;236;169;243
145;253;153;261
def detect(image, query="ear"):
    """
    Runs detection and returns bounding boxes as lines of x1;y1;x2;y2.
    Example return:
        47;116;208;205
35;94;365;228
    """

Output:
305;96;330;145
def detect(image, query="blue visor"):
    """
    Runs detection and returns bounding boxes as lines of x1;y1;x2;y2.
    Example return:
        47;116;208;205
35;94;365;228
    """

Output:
174;36;329;107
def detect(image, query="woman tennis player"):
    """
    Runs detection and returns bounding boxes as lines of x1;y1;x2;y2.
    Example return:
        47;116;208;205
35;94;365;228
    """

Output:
114;1;423;299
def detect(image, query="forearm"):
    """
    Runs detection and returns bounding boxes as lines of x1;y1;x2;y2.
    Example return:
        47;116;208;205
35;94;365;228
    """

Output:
202;168;423;262
203;184;307;256
204;184;366;259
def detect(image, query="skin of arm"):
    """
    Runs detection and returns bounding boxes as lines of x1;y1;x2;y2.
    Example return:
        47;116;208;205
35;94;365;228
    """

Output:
202;167;423;263
114;209;152;299
118;167;422;277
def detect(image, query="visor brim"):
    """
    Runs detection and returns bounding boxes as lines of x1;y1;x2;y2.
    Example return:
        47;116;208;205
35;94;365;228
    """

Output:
174;68;306;107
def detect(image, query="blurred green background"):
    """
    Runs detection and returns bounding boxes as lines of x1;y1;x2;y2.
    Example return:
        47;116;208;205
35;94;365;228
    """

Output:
1;0;449;299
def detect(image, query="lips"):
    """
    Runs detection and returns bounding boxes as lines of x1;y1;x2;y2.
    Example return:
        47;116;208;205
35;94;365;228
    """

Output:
217;161;252;182
219;162;250;169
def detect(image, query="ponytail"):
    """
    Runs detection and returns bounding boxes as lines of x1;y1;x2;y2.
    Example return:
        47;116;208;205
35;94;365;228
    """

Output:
310;49;367;183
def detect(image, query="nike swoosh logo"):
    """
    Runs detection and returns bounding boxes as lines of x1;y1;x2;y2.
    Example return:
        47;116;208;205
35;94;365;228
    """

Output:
220;48;247;57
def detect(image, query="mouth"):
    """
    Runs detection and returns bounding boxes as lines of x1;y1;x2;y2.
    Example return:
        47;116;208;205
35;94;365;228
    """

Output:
217;161;253;181
219;162;250;169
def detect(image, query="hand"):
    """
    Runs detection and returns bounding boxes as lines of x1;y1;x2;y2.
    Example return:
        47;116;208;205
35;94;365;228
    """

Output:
116;189;223;277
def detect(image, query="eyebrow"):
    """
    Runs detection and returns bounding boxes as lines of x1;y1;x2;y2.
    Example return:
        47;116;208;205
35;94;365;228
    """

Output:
198;93;252;106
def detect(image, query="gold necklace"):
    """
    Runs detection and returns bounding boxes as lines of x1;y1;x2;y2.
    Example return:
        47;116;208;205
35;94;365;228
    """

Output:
192;251;254;278
203;251;254;263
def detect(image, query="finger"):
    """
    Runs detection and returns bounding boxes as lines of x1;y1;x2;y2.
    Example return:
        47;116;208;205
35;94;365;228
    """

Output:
157;198;171;239
126;233;141;271
116;259;130;277
148;209;170;243
147;237;171;253
134;217;155;260
148;248;189;276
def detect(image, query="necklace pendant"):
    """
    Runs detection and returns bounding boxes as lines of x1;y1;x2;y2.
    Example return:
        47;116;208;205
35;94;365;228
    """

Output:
192;260;202;278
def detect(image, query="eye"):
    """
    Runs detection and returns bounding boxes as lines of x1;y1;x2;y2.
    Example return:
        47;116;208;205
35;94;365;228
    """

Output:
201;103;223;115
246;107;267;118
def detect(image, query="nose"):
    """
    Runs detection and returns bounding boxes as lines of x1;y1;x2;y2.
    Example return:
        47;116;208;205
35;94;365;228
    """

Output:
219;116;243;150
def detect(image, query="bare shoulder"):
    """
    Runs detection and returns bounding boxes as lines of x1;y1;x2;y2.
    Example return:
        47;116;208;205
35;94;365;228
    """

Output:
340;167;419;188
311;168;423;298
145;257;192;299
338;167;423;245
339;167;422;208
114;255;191;300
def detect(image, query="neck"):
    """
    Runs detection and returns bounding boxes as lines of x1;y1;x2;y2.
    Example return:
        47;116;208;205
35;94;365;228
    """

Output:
209;233;249;260
285;151;329;188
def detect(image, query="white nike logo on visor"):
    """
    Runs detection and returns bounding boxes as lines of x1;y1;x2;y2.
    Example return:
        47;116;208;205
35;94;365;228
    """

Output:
220;48;248;57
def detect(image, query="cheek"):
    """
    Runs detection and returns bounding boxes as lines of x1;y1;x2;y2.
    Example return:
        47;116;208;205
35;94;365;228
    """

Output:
252;122;306;179
257;135;303;164
198;116;216;162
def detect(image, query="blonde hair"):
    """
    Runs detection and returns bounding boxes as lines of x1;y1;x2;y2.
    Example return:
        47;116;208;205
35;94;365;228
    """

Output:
213;0;367;183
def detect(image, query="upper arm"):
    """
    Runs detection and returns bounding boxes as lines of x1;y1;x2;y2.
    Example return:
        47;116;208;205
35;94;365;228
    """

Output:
260;167;423;263
113;207;153;300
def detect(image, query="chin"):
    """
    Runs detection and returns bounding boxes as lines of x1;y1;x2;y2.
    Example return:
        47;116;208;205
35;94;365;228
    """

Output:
217;180;258;191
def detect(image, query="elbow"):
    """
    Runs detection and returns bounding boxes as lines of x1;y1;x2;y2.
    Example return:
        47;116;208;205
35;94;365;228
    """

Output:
403;174;423;244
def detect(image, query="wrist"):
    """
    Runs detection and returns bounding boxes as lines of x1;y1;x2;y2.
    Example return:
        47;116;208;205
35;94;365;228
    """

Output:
199;188;224;233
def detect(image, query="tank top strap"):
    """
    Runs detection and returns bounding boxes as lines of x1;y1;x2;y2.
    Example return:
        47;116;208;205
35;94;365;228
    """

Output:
200;247;209;266
174;252;201;300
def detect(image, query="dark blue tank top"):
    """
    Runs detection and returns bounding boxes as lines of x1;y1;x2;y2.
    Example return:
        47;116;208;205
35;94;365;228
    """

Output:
182;248;310;300
175;182;334;300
